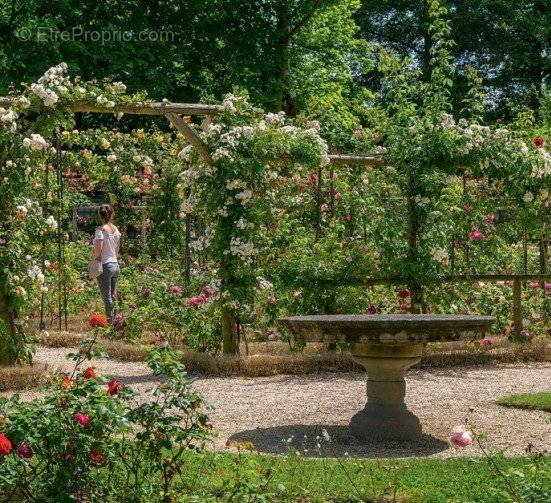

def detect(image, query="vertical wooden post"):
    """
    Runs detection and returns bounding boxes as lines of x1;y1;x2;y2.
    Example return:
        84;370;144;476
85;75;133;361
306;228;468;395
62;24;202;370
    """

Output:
315;165;323;240
182;213;191;293
512;276;523;339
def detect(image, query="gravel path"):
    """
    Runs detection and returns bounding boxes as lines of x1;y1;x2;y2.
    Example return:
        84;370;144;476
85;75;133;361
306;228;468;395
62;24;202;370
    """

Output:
2;346;550;459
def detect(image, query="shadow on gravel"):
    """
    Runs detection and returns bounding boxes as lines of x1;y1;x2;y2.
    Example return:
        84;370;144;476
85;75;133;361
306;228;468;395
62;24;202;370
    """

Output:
114;373;163;385
229;424;449;458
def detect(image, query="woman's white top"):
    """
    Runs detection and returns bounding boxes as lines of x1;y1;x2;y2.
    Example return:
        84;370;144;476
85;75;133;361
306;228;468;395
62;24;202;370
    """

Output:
93;226;121;264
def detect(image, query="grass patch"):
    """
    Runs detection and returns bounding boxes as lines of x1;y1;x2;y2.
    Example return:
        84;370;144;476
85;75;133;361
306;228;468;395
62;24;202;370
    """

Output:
175;451;549;502
497;391;551;412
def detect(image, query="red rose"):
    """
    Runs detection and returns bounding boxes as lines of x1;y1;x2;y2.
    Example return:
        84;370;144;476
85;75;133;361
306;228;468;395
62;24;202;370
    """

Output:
89;448;104;464
73;412;91;428
398;288;410;299
368;304;377;315
83;367;96;379
533;136;545;148
0;434;12;456
16;443;32;459
107;379;125;396
88;313;108;328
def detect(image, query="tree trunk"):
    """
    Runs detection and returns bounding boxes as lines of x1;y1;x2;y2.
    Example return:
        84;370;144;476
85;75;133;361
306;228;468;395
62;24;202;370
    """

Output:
407;169;425;314
221;307;239;355
0;289;18;365
276;3;297;115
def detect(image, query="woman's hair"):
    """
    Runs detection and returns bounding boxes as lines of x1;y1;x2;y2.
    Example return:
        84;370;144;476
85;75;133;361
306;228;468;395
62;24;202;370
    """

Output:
99;204;114;224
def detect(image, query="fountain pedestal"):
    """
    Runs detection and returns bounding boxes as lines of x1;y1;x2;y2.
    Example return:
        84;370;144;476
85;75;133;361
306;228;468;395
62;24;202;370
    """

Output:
349;342;423;440
278;314;494;442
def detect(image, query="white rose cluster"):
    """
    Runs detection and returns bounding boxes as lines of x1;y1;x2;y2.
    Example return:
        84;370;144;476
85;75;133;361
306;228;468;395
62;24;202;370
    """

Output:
23;133;49;151
0;107;18;132
30;63;69;107
225;237;257;264
96;94;116;108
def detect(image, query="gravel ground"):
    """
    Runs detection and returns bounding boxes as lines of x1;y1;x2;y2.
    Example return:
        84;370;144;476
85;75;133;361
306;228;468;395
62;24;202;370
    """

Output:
2;346;550;459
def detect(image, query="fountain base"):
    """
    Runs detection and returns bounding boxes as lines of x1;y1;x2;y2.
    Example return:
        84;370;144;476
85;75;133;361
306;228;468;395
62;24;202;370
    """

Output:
350;342;424;441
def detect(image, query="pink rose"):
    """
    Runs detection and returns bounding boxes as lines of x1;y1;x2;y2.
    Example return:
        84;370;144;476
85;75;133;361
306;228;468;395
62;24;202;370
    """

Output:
481;336;492;347
485;214;496;223
267;295;277;305
449;427;472;447
171;286;182;294
267;329;280;341
469;228;485;241
73;412;91;428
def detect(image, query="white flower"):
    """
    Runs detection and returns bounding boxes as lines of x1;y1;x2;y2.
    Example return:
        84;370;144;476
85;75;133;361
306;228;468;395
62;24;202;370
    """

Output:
15;205;28;218
23;133;48;151
226;179;245;190
14;286;27;298
523;192;534;203
235;189;253;204
178;145;193;161
106;154;117;162
18;96;31;109
321;429;331;442
236;217;254;230
432;247;449;265
46;215;58;230
111;81;127;93
257;277;273;290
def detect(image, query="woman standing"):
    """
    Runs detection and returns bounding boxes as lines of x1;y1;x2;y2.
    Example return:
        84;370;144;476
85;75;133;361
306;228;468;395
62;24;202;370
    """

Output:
92;204;121;323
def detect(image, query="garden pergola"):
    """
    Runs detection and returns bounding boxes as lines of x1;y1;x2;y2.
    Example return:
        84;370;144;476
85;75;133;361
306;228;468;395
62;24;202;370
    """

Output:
1;96;549;353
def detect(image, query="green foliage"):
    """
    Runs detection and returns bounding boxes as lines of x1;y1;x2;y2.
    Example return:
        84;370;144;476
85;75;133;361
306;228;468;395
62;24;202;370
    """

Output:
497;391;551;412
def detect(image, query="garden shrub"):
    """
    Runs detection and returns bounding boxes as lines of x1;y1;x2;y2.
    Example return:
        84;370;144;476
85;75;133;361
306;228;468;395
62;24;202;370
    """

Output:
0;339;212;502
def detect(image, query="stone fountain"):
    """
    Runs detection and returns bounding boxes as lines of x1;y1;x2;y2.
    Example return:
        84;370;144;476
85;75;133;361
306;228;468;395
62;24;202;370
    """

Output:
278;314;495;441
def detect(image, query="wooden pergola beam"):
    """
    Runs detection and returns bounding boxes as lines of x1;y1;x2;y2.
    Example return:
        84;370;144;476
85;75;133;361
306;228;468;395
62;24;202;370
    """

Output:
0;96;387;166
0;97;222;116
328;154;385;166
166;112;213;164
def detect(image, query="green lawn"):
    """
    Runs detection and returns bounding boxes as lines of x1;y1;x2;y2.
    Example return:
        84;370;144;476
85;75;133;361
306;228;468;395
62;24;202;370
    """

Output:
175;452;550;502
497;391;551;412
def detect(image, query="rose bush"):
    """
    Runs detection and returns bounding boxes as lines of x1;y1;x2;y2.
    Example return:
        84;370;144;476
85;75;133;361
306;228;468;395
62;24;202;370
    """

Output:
0;339;211;502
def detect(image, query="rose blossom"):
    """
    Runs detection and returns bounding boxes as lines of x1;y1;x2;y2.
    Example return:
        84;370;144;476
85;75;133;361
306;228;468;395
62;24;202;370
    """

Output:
171;286;182;294
16;443;33;459
73;413;91;428
140;287;151;298
533;136;545;148
398;288;410;299
485;214;496;223
83;367;96;379
469;228;485;241
481;336;492;347
267;329;280;341
368;305;377;315
107;379;125;396
449;426;473;447
89;448;104;464
0;434;12;455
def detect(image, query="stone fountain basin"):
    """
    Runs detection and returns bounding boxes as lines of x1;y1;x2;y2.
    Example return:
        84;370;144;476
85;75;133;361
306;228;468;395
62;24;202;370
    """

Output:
278;314;495;344
277;314;495;442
